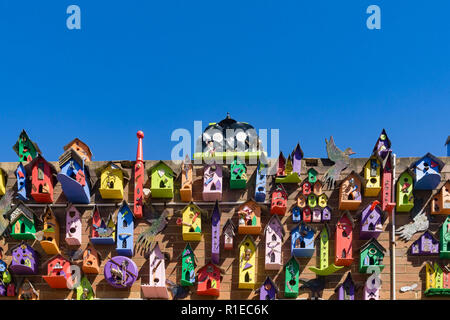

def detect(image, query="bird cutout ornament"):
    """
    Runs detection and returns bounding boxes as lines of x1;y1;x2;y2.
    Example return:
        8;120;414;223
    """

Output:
396;210;429;241
323;136;355;190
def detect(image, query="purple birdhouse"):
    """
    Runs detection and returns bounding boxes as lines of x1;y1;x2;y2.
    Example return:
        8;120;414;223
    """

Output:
258;276;279;300
291;143;303;175
211;201;221;265
360;201;386;239
410;231;439;255
364;280;380;300
104;256;138;288
9;241;39;275
335;272;355;300
264;215;284;270
322;206;331;222
372;129;392;160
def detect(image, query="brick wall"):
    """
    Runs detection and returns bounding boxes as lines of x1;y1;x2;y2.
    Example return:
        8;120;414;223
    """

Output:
0;156;448;300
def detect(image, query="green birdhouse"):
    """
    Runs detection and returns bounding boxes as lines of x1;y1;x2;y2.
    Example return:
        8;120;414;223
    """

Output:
284;257;300;298
396;169;414;212
359;238;386;273
75;276;95;300
181;243;197;286
12;130;41;162
230;158;247;189
307;168;318;184
148;161;175;199
440;216;450;259
5;201;40;240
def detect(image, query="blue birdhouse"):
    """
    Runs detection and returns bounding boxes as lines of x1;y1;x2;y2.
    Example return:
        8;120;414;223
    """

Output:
290;222;315;257
15;163;28;201
57;148;91;203
292;206;302;223
255;157;267;202
410;153;445;190
116;201;135;256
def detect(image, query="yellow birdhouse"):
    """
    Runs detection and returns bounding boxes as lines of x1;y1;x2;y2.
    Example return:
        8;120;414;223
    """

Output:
0;168;6;196
425;262;435;291
363;156;381;197
181;202;202;241
96;162;129;200
40;206;60;255
238;235;257;289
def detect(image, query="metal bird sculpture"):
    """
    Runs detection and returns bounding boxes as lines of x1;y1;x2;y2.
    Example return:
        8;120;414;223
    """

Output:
396;210;429;241
0;190;14;238
166;279;192;300
323;136;355;190
135;208;170;256
299;277;326;299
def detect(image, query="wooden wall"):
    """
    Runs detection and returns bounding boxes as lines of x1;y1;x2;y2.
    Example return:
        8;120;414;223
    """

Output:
0;156;448;300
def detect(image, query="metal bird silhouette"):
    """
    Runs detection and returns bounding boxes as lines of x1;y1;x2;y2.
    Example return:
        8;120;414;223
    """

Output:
166;279;192;300
0;190;14;238
396;210;429;241
299;277;326;299
323;136;355;190
135;208;170;256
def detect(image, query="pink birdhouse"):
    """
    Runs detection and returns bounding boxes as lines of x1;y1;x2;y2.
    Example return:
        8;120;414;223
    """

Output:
141;243;169;299
65;205;82;246
202;162;223;201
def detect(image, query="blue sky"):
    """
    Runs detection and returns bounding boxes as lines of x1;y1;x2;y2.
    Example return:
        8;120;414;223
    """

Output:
0;1;449;162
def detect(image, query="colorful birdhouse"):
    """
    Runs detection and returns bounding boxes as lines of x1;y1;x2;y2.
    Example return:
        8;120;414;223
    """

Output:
364;279;380;300
307;194;317;208
424;262;450;296
180;154;193;202
222;218;236;250
0;168;7;196
302;206;312;222
82;243;101;274
26;155;58;203
360;201;386;240
211;201;221;264
290;222;315;257
292;206;301;223
302;181;312;196
297;194;306;208
410;231;439;255
313;181;323;195
141;242;169;299
258;276;279;300
230;158;247;189
270;184;287;215
264;215;284;270
309;224;343;276
381;152;396;213
291;143;303;176
335;211;354;266
104;256;138;288
75;276;94;300
254;158;268;202
237;199;262;234
202;162;223;201
197;262;221;296
276;152;286;178
410;153;445;190
65;205;82;246
12;129;40;162
431;181;450;215
373;129;392;160
116;201;135;256
335;272;355;300
338;171;363;211
318;194;328;208
238;235;257;289
42;254;72;289
40;206;60;255
322;206;332;222
17;279;39;300
57;148;91;204
396;169;414;212
90;208;116;245
15;163;27;201
359;238;386;273
181;243;197;286
181;202;202;241
63;138;93;162
9;241;39;275
0;249;13;297
307;168;318;184
96;161;129;200
6;201;39;240
149;161;175;199
363;156;381;197
312;207;322;223
284;257;300;298
275;151;301;184
440;216;450;259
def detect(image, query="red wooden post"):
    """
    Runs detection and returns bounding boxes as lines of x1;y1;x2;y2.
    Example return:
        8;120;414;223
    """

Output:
134;131;144;219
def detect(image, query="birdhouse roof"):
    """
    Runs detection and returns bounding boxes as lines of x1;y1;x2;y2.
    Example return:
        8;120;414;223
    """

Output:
290;221;316;234
85;243;102;261
118;200;135;219
182;201;204;215
413;230;439;244
410;153;445;171
212;200;220;218
321;223;332;239
439;216;450;229
238;234;256;249
6;201;40;225
222;218;236;235
197;261;223;275
63;138;93;161
147;160;179;177
238;199;261;216
359;238;386;254
9;241;35;254
372;129;391;154
334;272;354;292
58;147;85;168
285;256;300;268
337;210;355;228
264;214;285;237
339;170;364;186
42;254;71;266
272;183;287;197
445;136;450;146
95;161;130;180
25;154;58;177
149;242;163;259
182;243;197;266
398;167;415;178
278;151;286;163
291;143;304;159
12;129;42;156
360;202;387;224
261;276;279;294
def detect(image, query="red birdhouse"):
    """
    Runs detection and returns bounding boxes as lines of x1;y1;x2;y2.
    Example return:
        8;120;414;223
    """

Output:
26;155;58;203
302;181;312;196
335;211;354;266
42;255;72;289
270;184;288;215
303;206;312;222
197;262;221;297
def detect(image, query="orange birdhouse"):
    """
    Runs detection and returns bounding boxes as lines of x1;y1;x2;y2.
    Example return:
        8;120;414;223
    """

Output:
82;244;101;274
335;211;354;266
197;262;222;297
431;181;450;215
180;154;193;202
339;171;363;211
237;199;262;235
42;255;72;289
270;184;288;215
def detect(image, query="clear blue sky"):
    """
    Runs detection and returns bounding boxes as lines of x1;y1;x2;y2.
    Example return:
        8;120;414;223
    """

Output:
1;1;449;162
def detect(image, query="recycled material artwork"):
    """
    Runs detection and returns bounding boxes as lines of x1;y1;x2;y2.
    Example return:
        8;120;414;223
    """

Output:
104;256;138;288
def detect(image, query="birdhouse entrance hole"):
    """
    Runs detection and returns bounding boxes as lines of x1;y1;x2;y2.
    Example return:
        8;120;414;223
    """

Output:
245;272;249;282
153;277;159;283
122;239;126;248
211;183;216;191
289;279;296;286
341;249;346;258
370;178;377;184
300;240;305;248
272;234;277;241
403;195;408;204
207;279;212;289
184;271;190;281
20;223;25;234
70;227;76;234
258;186;264;192
39;184;43;193
348;194;353;200
189;227;195;232
108;181;114;189
270;252;275;262
369;223;375;231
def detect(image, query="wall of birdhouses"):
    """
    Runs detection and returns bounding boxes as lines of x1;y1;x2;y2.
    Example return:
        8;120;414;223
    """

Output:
0;157;447;300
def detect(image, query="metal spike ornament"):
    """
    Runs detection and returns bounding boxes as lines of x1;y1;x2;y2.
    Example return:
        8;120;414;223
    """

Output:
134;131;144;219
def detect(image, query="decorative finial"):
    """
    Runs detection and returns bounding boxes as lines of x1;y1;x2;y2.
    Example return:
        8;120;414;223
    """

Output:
137;131;144;139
